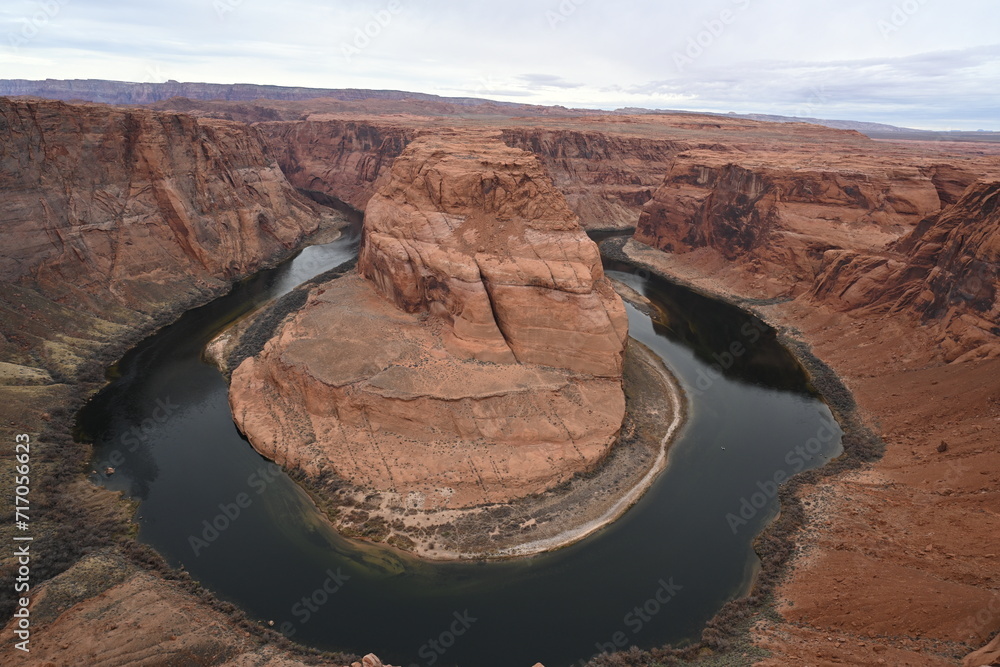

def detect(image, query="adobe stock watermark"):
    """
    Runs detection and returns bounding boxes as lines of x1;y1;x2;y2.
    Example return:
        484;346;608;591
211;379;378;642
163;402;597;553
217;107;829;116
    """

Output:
276;567;351;638
725;413;840;534
546;0;588;29
188;461;284;556
410;610;477;666
214;0;244;21
673;0;753;72
95;397;180;474
594;578;683;655
960;595;1000;644
877;0;929;38
793;83;832;119
342;0;403;64
690;319;768;396
7;0;71;52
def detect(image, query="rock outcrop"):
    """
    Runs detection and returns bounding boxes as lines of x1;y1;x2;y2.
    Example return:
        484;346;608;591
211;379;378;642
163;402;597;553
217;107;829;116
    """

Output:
228;134;628;509
810;180;1000;361
259;119;416;211
358;134;628;376
634;152;942;285
0;97;335;377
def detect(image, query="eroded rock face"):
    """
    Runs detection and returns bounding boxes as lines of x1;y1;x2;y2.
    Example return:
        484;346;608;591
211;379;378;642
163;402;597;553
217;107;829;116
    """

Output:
634;154;941;281
810;180;1000;361
259;119;415;211
229;135;628;509
499;128;685;229
0;97;333;377
359;134;628;376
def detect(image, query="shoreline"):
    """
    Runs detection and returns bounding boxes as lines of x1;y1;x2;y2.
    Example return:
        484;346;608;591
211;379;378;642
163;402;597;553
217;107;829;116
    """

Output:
591;236;889;664
492;338;685;558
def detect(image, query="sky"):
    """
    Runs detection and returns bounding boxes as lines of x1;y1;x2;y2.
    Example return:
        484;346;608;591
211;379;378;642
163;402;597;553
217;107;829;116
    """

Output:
1;0;998;130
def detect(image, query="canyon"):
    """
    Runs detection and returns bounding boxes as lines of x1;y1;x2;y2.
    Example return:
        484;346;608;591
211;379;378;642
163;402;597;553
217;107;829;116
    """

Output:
1;89;999;665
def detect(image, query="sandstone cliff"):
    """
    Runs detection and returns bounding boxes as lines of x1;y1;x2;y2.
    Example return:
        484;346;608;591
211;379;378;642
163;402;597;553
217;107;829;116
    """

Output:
633;152;944;287
358;134;628;376
228;134;628;509
259;119;416;212
0;97;335;377
810;180;1000;361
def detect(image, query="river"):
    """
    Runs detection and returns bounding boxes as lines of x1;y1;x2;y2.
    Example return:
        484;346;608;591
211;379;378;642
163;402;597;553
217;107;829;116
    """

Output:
77;216;842;667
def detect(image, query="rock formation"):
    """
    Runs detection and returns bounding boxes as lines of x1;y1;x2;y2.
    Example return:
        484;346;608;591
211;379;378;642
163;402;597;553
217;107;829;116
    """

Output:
810;180;1000;361
228;134;628;509
259;119;416;211
358;134;628;375
0;97;335;377
634;152;943;284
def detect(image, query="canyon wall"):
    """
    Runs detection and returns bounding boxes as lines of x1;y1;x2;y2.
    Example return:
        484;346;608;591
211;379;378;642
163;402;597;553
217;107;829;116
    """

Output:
258;119;417;211
256;120;685;229
810;180;1000;361
0;97;335;377
633;153;945;286
499;129;685;229
0;97;352;665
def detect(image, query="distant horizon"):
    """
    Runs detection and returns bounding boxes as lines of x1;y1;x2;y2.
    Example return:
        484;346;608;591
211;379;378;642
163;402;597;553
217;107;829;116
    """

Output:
2;76;998;134
2;1;996;132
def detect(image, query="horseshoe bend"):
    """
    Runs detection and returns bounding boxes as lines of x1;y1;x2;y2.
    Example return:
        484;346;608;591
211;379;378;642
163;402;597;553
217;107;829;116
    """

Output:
211;133;685;556
0;84;998;667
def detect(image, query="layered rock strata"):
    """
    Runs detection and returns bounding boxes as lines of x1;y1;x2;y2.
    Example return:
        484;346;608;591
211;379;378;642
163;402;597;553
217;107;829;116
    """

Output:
0;97;337;377
228;135;628;509
810;179;1000;361
634;153;943;286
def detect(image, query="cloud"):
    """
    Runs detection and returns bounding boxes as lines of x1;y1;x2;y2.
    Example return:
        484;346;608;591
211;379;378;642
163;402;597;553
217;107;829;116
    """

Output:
518;73;583;89
0;0;997;129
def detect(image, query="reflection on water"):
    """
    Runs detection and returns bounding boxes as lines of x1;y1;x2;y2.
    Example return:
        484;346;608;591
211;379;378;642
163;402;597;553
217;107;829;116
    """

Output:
77;220;841;667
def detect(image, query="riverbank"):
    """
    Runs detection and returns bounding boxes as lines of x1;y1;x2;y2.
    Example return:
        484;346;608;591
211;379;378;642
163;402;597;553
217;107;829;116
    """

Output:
601;237;999;666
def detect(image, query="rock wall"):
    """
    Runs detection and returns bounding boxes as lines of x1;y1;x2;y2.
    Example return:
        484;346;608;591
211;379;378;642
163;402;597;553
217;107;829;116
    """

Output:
810;180;1000;361
634;154;942;283
499;128;685;229
257;120;685;230
0;96;335;377
259;119;416;211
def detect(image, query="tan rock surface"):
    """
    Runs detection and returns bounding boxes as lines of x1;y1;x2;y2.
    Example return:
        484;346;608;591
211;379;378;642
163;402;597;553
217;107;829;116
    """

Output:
231;275;625;509
358;134;628;376
230;135;627;509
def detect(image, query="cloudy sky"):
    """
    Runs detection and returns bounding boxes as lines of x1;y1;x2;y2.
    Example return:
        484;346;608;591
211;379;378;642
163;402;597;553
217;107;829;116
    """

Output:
2;0;998;130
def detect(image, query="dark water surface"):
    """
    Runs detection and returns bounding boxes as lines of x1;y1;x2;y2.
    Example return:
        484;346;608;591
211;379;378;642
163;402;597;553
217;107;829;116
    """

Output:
78;221;842;667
